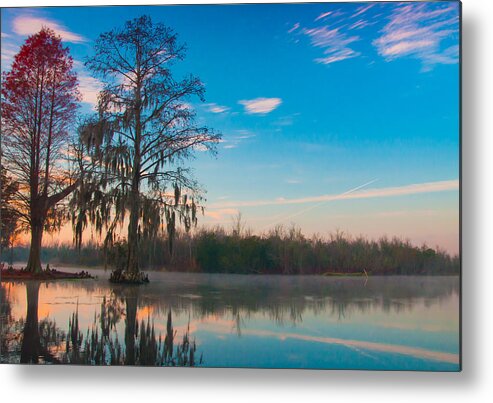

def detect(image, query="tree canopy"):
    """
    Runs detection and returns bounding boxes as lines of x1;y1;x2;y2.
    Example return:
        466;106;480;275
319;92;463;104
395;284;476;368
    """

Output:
73;16;221;281
1;27;81;272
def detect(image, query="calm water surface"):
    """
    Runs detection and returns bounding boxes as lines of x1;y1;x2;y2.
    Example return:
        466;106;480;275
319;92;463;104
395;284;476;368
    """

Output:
0;270;460;370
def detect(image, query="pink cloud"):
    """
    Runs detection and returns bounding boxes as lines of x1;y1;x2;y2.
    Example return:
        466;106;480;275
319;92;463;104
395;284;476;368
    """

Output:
314;11;332;22
77;73;103;107
350;4;375;19
303;26;360;65
349;19;372;30
287;23;300;33
210;180;459;209
204;208;239;220
12;14;86;43
373;3;459;68
381;39;435;57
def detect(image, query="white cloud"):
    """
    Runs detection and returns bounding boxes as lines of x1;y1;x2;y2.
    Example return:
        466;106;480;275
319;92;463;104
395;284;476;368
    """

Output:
210;180;459;209
373;3;459;69
1;32;11;38
238;97;282;114
12;14;86;43
205;103;230;113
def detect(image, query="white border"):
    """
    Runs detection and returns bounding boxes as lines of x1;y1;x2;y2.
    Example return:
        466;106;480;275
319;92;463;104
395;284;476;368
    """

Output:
1;0;492;401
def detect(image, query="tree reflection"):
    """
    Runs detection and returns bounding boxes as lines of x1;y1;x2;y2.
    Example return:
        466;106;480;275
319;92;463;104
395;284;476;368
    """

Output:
18;282;64;363
20;282;41;363
63;288;201;366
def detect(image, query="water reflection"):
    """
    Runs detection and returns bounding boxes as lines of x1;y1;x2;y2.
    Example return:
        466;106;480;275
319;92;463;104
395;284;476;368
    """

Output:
20;282;41;363
2;282;199;366
0;272;460;370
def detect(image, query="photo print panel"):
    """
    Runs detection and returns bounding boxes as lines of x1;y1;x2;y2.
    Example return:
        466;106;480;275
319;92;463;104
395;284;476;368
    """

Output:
0;1;461;370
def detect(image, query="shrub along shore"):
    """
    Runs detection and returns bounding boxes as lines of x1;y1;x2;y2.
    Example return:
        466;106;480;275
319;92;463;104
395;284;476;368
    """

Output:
3;226;459;276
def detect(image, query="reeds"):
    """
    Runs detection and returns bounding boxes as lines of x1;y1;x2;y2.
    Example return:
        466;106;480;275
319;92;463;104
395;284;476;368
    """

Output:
9;226;459;275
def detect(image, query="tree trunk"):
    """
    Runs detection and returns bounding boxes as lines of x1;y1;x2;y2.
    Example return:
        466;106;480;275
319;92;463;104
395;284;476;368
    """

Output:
126;60;142;277
126;187;140;275
26;219;44;273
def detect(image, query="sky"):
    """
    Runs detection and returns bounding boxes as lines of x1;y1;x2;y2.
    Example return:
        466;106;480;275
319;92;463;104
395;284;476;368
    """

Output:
0;1;460;254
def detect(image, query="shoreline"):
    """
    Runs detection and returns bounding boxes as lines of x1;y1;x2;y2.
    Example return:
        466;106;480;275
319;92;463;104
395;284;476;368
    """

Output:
0;266;94;281
1;263;460;281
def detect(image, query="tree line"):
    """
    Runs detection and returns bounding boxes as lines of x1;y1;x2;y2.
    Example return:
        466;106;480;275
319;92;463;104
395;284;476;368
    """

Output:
7;225;459;275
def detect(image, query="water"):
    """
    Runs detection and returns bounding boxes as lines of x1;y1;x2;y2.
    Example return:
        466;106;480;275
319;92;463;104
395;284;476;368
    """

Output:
0;270;460;370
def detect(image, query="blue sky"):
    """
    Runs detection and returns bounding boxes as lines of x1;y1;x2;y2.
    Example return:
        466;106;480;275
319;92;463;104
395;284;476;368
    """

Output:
1;2;460;253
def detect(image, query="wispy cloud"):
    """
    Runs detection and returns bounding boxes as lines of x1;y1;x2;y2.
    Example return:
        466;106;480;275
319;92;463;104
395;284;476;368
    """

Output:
314;11;332;22
70;60;103;107
221;130;256;150
287;23;300;33
303;25;360;65
204;208;239;220
291;3;458;69
11;14;86;43
373;3;459;69
1;32;11;38
239;97;282;114
288;6;363;65
205;103;230;114
77;72;103;107
273;115;296;127
0;42;18;67
210;180;459;208
349;19;373;31
350;4;374;19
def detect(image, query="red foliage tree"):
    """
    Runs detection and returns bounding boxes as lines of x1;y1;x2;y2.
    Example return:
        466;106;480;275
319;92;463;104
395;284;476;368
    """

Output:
1;28;81;273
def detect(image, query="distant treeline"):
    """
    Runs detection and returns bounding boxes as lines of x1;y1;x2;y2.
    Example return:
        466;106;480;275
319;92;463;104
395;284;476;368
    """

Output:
3;225;459;275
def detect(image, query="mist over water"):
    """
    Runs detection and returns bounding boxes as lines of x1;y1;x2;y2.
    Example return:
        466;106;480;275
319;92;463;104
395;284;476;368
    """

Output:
1;270;459;370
